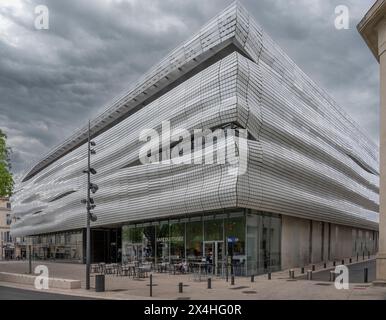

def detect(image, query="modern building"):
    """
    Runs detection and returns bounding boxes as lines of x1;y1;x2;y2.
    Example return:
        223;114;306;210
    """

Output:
11;2;379;275
357;0;386;285
0;197;13;260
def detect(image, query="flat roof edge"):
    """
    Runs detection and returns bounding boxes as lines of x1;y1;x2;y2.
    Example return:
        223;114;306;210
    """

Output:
357;0;386;62
21;1;252;182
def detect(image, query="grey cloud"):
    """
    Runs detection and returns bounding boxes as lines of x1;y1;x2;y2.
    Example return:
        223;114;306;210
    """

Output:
0;0;379;174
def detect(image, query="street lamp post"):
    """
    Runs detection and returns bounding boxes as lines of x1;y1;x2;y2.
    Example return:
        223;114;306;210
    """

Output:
86;120;91;290
84;120;98;290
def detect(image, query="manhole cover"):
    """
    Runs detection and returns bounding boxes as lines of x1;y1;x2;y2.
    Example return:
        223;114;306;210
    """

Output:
110;289;128;292
354;284;371;288
177;297;191;300
229;286;249;290
315;283;331;286
242;290;257;294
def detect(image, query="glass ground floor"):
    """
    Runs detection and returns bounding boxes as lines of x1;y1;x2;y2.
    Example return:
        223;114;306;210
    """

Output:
25;208;282;275
23;208;379;276
29;229;84;262
27;228;121;263
122;209;282;276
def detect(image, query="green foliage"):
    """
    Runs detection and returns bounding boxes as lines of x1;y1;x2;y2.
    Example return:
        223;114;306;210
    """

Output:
0;129;13;197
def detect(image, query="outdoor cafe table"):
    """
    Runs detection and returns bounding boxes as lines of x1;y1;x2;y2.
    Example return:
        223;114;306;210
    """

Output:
191;262;208;281
156;262;169;273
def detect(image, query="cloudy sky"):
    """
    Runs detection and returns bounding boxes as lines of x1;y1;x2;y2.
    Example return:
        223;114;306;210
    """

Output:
0;0;379;176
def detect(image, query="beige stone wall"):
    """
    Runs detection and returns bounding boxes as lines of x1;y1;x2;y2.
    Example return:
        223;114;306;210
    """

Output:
0;198;11;260
376;15;386;282
311;220;323;263
281;215;378;270
322;222;329;262
0;199;10;229
281;215;310;269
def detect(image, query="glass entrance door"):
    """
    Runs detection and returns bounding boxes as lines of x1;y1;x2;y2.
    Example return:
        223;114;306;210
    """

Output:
126;244;143;262
203;241;224;276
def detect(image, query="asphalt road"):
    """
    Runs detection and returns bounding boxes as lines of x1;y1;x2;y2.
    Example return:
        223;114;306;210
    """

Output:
0;286;96;300
298;260;376;283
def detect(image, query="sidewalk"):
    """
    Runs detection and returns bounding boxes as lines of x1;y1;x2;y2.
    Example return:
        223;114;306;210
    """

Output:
0;257;385;300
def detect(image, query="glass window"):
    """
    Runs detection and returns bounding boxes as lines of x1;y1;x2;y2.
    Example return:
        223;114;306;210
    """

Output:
186;219;203;260
6;214;11;225
142;226;155;262
269;214;281;271
225;216;245;255
246;210;281;275
129;227;143;243
121;226;155;263
65;233;71;244
246;213;259;275
28;231;83;262
225;215;246;275
204;217;223;241
170;222;185;261
122;226;143;262
156;222;169;263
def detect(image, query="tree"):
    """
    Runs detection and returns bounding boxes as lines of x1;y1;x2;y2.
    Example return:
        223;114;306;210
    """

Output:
0;129;13;197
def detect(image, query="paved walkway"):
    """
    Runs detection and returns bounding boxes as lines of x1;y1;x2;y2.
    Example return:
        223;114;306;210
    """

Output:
1;256;385;300
297;260;376;283
0;285;97;300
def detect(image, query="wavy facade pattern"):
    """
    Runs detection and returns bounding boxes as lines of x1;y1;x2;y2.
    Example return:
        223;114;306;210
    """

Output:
11;1;379;245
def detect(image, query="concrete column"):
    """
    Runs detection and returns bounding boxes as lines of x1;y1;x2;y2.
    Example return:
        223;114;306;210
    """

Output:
357;1;386;284
376;18;386;283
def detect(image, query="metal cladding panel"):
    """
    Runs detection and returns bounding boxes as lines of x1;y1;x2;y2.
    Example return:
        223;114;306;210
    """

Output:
11;2;378;237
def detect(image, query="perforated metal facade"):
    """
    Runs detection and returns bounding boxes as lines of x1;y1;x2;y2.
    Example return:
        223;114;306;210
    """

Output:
11;2;379;238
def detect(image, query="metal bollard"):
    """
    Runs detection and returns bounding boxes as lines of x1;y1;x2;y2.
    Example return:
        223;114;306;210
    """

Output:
333;261;336;267
301;267;304;274
231;275;235;285
364;268;368;283
28;245;32;274
251;275;255;282
208;278;212;289
349;258;352;264
307;270;313;280
323;262;327;269
312;264;315;271
150;274;153;297
363;252;365;260
357;253;359;262
268;272;271;280
226;267;229;282
290;270;295;279
341;259;344;265
179;282;183;293
329;271;336;282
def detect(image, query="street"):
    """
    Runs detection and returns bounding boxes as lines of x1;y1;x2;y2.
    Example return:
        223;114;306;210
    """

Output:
0;286;96;300
0;259;385;299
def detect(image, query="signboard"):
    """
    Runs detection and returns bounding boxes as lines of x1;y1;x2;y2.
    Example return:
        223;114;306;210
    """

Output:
227;236;239;243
